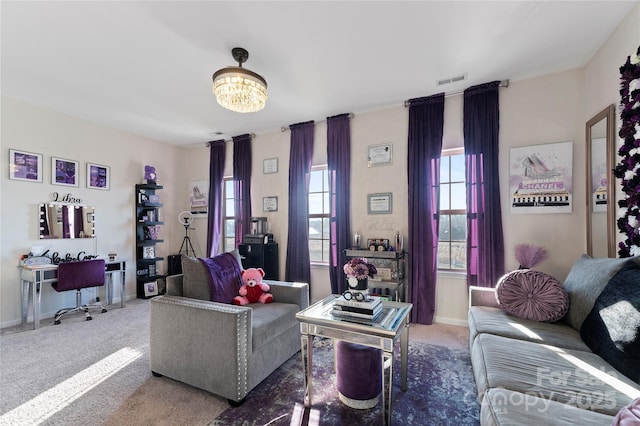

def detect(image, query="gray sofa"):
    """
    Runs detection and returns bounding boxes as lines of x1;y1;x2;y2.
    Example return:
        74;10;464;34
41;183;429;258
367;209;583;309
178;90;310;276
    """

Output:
468;255;640;425
150;272;309;404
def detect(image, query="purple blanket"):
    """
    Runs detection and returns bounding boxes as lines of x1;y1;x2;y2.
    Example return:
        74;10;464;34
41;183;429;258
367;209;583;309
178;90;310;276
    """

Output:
198;253;242;303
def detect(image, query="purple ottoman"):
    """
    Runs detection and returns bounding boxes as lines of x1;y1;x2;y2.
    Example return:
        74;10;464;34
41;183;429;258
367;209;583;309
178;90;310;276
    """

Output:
335;341;382;409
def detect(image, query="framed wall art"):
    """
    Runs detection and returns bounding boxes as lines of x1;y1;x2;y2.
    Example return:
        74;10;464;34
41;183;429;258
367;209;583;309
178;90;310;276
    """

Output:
87;163;110;190
368;192;393;214
8;149;43;182
189;180;208;215
367;143;392;167
263;158;278;174
263;196;278;212
509;141;573;214
52;157;79;187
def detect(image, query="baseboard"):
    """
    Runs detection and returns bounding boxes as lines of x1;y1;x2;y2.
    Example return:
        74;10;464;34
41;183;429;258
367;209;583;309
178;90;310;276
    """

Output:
433;316;468;327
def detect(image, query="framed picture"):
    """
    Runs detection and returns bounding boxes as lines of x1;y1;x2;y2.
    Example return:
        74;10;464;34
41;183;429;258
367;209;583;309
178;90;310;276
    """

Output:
142;245;156;259
189;180;208;215
51;157;79;187
144;281;159;297
263;196;278;212
263;158;278;174
368;193;393;214
367;143;392;167
8;149;43;182
509;141;573;214
87;163;110;190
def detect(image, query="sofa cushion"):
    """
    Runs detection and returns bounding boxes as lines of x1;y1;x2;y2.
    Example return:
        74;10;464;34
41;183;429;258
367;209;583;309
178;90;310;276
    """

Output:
250;303;300;351
481;388;615;426
580;260;640;383
471;333;640;416
495;269;568;322
562;255;632;331
181;250;242;302
468;306;591;352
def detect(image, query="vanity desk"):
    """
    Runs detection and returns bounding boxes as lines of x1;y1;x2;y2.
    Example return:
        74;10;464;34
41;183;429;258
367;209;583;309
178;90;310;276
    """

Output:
19;259;126;330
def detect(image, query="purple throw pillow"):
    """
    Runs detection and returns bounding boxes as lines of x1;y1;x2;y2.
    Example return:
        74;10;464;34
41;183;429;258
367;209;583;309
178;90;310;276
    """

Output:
495;269;569;323
611;396;640;425
198;253;242;304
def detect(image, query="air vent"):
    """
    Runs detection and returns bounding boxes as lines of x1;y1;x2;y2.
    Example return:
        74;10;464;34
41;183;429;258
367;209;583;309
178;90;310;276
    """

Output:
437;73;468;86
206;131;225;137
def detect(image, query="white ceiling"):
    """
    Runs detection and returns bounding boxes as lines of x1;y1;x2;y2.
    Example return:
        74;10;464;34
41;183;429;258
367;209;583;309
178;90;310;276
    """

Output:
1;1;637;147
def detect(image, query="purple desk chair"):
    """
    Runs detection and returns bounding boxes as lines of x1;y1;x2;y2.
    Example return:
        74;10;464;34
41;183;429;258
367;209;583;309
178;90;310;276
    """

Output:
52;259;107;325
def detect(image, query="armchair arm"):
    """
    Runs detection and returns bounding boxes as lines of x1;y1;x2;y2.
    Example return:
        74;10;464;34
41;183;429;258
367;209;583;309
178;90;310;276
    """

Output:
149;295;253;401
469;286;499;308
264;280;309;310
165;274;184;296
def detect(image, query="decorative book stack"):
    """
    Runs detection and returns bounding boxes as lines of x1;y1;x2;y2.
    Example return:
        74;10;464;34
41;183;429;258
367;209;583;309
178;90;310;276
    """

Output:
332;295;383;321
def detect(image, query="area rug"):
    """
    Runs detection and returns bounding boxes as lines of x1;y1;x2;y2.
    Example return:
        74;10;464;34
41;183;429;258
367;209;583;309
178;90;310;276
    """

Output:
212;338;480;425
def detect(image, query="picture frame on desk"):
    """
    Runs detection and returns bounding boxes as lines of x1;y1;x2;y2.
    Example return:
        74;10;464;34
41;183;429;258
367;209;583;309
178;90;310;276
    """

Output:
144;281;159;297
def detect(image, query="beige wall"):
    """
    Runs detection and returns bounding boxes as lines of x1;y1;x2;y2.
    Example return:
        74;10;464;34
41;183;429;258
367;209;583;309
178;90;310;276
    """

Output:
0;98;185;326
2;3;638;327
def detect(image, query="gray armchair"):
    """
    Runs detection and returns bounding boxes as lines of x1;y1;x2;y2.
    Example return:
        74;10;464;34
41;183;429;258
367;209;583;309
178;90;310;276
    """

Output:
150;274;309;404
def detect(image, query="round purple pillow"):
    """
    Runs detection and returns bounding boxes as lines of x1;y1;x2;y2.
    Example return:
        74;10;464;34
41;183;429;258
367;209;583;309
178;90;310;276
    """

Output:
495;269;569;323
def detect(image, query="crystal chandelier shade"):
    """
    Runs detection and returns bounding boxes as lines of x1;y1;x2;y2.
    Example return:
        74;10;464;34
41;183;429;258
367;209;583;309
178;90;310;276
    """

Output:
212;48;268;113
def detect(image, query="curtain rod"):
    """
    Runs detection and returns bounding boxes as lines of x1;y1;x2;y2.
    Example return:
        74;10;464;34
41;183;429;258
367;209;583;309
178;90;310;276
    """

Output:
205;133;256;146
404;79;510;107
280;112;355;132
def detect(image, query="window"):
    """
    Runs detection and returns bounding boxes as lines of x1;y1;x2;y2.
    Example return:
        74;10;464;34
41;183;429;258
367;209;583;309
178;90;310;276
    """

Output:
438;149;467;271
223;178;235;253
308;167;329;263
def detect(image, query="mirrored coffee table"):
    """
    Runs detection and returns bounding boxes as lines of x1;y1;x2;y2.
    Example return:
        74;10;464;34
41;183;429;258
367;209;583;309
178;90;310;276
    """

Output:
295;294;412;425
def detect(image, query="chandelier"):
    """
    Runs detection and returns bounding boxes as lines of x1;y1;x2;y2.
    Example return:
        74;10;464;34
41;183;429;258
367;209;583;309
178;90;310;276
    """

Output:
212;47;268;113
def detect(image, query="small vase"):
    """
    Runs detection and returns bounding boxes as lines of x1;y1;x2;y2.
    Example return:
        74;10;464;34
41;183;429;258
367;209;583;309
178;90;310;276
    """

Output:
353;232;361;249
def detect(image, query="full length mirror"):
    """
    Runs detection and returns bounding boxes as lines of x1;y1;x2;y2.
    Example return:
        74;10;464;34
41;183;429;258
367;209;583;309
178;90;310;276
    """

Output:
586;104;615;257
39;203;95;239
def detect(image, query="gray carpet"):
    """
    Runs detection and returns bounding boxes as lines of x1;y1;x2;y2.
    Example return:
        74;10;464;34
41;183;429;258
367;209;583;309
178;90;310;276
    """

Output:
0;299;227;426
0;298;478;425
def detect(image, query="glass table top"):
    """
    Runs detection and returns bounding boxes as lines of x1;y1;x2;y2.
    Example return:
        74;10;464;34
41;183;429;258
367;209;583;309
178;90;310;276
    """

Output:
296;294;412;336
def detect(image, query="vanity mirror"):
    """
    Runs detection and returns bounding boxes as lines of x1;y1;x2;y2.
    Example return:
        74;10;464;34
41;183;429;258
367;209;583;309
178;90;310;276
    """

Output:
39;203;95;239
585;104;615;257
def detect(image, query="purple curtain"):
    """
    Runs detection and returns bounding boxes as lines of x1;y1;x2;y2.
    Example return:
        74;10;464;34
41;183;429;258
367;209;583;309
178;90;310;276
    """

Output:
62;205;71;238
233;134;252;249
407;94;445;325
206;139;226;257
285;121;315;284
464;81;505;287
327;113;351;294
74;207;84;238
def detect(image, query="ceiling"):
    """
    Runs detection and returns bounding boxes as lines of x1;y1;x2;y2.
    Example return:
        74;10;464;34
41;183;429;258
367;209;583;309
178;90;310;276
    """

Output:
1;1;637;147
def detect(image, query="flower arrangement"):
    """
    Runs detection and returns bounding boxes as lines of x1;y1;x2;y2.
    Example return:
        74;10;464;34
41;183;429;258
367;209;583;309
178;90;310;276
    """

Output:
613;45;640;257
343;257;377;280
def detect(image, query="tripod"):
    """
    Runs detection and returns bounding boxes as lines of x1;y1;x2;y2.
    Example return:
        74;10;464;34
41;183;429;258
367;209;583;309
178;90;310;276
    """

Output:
179;220;197;257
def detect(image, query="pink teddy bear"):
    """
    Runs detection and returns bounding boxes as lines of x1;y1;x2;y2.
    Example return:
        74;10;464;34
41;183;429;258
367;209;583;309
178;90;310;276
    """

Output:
233;268;274;305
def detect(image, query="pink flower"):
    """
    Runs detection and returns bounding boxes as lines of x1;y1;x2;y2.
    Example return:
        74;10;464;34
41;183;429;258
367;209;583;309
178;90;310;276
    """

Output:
343;258;377;279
